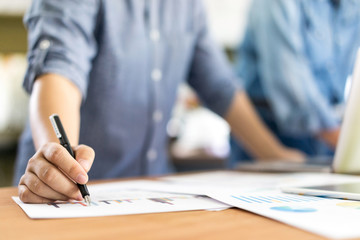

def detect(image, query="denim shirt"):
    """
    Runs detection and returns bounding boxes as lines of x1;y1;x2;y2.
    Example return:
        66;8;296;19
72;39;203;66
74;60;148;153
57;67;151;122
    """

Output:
14;0;237;183
236;0;360;136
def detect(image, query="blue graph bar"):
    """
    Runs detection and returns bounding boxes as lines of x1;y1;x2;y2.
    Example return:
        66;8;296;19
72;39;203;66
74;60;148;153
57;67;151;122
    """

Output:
231;195;253;203
247;196;272;203
231;194;322;204
258;196;275;201
266;196;292;202
242;196;265;203
281;195;312;202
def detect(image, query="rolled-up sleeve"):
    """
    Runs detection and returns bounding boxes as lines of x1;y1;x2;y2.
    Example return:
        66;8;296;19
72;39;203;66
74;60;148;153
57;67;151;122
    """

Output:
23;0;99;98
187;1;239;117
250;0;339;135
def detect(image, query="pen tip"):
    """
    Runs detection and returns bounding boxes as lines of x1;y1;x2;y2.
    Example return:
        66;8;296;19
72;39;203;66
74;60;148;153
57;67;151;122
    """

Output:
84;195;91;206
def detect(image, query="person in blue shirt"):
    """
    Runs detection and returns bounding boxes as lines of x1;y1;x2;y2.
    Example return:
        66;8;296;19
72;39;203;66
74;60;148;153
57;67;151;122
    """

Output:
15;0;303;204
229;0;360;167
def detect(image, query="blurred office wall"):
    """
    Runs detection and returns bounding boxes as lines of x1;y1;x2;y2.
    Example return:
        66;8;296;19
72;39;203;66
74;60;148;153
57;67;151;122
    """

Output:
204;0;252;48
0;1;29;150
0;0;30;186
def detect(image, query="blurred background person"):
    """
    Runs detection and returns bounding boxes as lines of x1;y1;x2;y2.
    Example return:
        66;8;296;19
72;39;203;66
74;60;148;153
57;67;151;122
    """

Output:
230;0;360;167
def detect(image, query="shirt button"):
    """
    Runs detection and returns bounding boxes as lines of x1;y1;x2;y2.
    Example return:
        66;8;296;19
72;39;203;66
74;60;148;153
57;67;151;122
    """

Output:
153;110;163;123
150;29;160;42
151;69;162;82
39;39;51;50
147;149;157;162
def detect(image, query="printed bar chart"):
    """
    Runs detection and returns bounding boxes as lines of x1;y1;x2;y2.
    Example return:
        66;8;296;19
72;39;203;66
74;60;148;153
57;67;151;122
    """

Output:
231;194;322;204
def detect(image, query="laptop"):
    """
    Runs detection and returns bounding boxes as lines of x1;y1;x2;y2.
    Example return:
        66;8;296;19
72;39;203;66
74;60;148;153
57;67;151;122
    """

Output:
236;49;360;174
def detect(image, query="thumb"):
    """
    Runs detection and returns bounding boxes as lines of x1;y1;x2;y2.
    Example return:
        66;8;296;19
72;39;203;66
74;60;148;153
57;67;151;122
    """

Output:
73;144;95;173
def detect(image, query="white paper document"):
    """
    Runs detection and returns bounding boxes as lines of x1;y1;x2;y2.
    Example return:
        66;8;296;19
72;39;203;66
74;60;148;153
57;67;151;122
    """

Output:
13;181;229;219
210;189;360;240
136;171;360;239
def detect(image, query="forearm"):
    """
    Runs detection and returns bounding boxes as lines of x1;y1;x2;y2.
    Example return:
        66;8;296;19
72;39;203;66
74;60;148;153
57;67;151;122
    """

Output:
226;91;295;159
30;73;82;149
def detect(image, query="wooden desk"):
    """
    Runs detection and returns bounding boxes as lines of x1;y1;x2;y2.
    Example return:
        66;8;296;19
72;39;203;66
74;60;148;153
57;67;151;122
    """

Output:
0;178;329;240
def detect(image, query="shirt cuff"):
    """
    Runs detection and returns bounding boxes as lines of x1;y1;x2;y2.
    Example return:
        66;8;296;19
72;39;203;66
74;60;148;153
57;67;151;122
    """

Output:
23;40;88;99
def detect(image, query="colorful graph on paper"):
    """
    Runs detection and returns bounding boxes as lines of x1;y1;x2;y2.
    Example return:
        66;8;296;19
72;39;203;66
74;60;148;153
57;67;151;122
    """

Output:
209;189;360;239
13;181;229;219
46;196;192;208
230;193;322;204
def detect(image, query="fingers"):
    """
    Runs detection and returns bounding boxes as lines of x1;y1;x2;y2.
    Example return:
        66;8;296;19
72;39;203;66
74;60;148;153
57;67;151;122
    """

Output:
24;151;83;201
262;148;305;163
290;150;306;163
18;142;94;203
41;142;88;184
281;148;306;163
18;184;53;204
73;144;95;172
19;171;71;201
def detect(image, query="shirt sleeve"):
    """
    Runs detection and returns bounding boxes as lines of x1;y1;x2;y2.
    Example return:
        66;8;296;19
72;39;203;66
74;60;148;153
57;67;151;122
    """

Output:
186;0;239;117
23;0;99;99
249;0;340;135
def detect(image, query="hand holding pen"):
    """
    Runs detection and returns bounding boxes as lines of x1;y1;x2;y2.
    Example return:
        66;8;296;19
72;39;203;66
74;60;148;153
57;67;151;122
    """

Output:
49;114;91;205
18;115;95;205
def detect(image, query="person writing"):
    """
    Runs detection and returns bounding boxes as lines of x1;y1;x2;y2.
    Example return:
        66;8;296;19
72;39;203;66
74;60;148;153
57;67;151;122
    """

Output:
15;0;303;203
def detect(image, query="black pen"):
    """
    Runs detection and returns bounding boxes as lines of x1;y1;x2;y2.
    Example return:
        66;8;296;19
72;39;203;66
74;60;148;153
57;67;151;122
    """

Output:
49;114;91;206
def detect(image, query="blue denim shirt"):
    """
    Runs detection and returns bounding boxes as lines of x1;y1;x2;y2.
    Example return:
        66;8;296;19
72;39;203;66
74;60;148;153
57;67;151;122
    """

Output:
237;0;360;136
229;0;360;165
14;0;237;183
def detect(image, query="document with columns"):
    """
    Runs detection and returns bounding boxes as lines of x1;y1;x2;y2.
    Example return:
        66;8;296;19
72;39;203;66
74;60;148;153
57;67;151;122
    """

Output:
13;180;229;219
